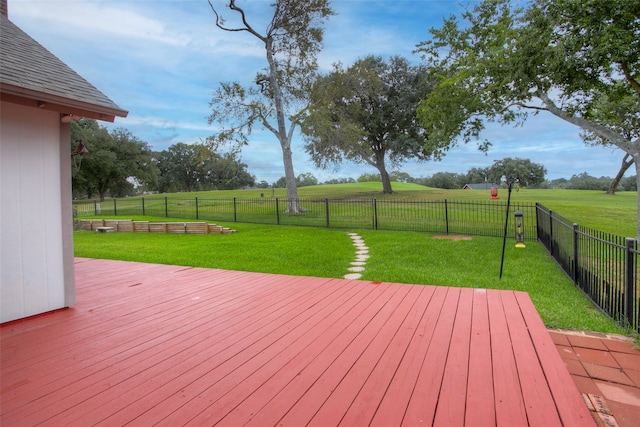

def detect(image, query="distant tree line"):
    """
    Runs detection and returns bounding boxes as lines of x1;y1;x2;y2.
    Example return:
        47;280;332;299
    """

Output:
154;142;254;193
71;119;157;201
71;119;254;200
269;157;636;192
549;173;637;191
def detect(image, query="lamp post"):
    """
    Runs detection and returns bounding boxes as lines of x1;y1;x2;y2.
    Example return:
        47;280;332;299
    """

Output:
499;176;518;279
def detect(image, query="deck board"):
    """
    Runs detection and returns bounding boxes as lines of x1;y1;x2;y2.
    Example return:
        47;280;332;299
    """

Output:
1;258;595;426
502;291;562;427
433;287;473;426
488;290;530;426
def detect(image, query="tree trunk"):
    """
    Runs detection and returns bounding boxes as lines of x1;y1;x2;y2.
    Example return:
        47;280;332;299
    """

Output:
265;37;302;213
374;149;393;194
281;142;302;212
606;154;634;195
379;168;393;194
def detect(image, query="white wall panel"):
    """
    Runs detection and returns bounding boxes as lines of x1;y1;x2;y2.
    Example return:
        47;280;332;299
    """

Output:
1;101;68;322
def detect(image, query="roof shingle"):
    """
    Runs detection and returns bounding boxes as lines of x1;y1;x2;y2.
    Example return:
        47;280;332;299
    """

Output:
0;14;127;121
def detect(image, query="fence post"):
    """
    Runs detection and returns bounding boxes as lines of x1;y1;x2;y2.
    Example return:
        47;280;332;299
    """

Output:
165;196;168;218
233;197;237;222
549;210;554;254
373;198;378;230
196;197;199;220
573;224;579;284
444;199;449;235
114;198;117;216
625;238;637;329
325;198;330;228
535;203;540;241
142;197;145;216
275;198;280;225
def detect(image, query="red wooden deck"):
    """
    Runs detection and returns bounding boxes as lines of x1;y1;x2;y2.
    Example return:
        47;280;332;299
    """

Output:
1;258;594;426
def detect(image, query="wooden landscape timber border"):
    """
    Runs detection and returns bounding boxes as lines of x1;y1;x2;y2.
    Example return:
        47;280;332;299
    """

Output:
81;219;236;235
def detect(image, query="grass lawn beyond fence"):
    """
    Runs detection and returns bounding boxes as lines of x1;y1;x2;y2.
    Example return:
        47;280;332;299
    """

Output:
74;219;625;335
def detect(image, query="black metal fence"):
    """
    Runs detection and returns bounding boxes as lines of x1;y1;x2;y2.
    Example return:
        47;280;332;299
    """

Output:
537;203;639;332
73;196;538;239
73;196;639;332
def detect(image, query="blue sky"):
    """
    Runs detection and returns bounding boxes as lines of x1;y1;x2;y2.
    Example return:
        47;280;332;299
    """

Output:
8;0;625;184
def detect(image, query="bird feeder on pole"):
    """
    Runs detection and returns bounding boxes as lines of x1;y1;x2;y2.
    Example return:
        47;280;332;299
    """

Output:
514;210;525;248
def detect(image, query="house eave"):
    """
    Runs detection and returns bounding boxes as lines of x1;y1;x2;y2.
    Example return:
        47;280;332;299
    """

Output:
0;83;128;123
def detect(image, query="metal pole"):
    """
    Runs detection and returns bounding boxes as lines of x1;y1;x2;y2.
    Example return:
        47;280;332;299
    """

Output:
325;198;330;228
233;197;237;222
499;181;513;279
373;198;378;230
625;238;636;329
573;223;579;283
444;199;449;235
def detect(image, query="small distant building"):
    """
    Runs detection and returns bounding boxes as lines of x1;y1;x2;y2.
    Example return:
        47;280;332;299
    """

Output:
462;183;499;190
1;1;128;322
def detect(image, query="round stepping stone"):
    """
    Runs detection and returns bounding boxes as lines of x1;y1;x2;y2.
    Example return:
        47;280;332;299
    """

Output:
344;273;362;280
355;254;370;261
351;261;366;266
348;266;365;272
356;250;369;255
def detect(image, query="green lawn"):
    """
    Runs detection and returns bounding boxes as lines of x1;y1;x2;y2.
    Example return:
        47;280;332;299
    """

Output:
75;222;354;277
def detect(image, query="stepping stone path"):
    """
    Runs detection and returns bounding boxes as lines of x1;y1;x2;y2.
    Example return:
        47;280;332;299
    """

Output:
344;233;369;280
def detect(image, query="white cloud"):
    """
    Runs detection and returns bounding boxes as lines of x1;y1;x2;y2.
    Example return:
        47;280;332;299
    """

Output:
115;115;214;133
11;1;189;45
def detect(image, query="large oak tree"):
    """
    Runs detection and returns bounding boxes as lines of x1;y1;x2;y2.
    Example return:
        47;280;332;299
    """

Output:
300;55;433;194
416;0;640;237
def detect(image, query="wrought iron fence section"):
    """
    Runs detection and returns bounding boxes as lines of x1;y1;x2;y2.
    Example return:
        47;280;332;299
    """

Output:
192;198;236;222
374;199;446;233
537;203;639;332
74;196;539;238
323;198;375;229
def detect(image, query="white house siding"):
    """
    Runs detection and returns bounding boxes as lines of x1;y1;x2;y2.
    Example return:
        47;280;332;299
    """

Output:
1;101;74;322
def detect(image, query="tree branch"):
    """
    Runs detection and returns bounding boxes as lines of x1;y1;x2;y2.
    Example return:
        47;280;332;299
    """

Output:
208;0;266;42
512;102;548;112
621;62;640;97
537;91;634;153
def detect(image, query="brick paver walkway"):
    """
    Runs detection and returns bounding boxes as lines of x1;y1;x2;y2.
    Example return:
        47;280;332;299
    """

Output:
550;329;640;427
